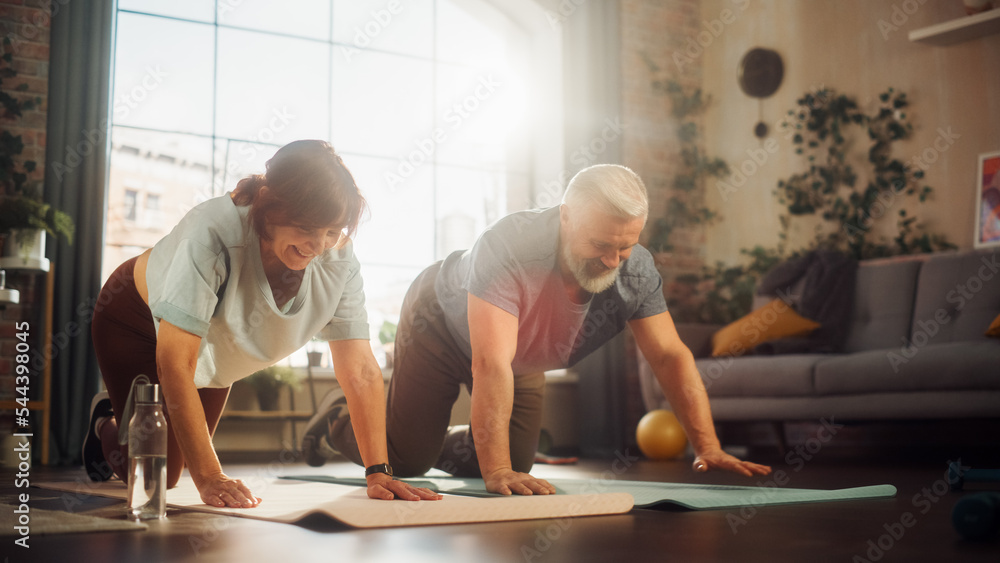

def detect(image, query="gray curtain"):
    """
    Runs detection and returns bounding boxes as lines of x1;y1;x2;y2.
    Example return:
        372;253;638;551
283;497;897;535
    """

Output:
557;1;627;458
43;0;115;465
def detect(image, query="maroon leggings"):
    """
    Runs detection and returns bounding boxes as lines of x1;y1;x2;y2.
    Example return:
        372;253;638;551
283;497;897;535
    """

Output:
91;256;230;487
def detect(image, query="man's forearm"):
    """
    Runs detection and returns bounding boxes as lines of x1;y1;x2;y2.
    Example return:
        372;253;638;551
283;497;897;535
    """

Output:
470;364;515;476
653;351;722;455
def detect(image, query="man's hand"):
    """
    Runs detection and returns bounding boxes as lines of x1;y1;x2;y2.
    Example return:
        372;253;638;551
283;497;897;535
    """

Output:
484;468;557;496
692;448;772;477
366;473;444;501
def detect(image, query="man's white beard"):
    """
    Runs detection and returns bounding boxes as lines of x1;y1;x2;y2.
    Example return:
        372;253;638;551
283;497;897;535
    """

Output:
563;244;620;294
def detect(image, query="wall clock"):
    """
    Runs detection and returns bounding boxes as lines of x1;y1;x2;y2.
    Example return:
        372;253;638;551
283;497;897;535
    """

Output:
738;47;784;138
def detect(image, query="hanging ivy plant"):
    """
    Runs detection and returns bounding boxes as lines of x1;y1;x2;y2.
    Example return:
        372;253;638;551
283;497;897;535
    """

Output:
776;87;953;259
668;87;954;324
646;80;729;252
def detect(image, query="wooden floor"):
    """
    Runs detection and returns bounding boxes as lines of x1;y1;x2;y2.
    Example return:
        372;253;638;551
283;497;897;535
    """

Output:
6;448;1000;563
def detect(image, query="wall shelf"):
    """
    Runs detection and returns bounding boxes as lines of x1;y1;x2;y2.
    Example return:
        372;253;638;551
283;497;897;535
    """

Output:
909;9;1000;45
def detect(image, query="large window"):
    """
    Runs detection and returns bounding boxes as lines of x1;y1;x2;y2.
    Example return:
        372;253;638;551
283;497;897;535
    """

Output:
105;0;540;366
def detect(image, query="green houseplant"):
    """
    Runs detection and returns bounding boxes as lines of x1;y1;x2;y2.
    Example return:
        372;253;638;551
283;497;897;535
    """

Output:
667;87;954;324
245;365;302;411
1;38;75;260
646;79;729;252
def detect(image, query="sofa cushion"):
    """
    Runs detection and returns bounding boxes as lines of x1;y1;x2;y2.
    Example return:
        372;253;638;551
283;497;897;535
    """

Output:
710;298;821;357
842;259;922;353
814;340;1000;395
695;354;827;397
989;313;1000;337
910;249;1000;345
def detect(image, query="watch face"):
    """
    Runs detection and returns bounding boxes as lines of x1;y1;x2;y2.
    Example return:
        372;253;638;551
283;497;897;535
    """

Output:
738;48;784;99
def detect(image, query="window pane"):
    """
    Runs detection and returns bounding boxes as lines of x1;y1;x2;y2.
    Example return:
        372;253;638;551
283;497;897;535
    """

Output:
332;51;432;160
332;0;433;59
216;139;281;192
346;154;434;268
434;62;524;169
436;0;507;68
216;28;331;145
434;165;506;257
113;13;214;135
218;0;331;41
119;0;215;22
105;127;214;281
359;263;422;336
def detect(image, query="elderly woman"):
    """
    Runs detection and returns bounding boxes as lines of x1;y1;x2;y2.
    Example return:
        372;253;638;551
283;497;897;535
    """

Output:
84;140;440;507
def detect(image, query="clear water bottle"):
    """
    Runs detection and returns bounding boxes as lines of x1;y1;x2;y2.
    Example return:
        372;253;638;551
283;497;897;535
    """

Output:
127;381;167;520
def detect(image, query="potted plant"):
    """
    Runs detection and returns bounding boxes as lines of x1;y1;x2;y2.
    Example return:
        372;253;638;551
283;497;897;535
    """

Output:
0;190;75;262
306;337;326;368
1;37;75;263
244;365;302;411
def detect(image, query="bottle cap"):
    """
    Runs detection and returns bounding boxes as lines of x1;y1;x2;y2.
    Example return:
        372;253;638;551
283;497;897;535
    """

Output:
135;383;161;404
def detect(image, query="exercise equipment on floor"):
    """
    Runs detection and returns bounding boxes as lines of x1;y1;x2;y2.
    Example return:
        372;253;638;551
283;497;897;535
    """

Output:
948;462;1000;491
636;409;687;460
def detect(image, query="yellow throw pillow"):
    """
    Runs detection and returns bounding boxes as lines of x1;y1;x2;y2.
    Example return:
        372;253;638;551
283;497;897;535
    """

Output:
987;313;1000;338
711;298;822;357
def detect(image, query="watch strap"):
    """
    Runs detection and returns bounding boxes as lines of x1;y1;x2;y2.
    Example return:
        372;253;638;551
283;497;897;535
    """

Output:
365;463;393;477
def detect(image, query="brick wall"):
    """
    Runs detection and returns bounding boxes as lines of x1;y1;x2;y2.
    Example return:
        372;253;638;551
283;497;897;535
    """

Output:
620;0;706;285
619;0;704;442
1;0;51;405
1;0;50;190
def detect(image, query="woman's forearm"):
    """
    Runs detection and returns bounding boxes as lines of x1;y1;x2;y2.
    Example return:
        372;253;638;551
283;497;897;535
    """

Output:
154;322;223;485
330;340;390;468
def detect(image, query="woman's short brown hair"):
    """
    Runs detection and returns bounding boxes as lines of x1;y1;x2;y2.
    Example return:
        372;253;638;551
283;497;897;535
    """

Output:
232;140;367;241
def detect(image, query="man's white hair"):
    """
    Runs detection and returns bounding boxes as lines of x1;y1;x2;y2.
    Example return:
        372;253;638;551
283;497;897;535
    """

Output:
561;164;648;220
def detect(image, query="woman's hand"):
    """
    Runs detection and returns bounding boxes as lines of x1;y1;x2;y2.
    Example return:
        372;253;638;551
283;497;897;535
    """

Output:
366;473;443;501
483;467;557;496
692;448;772;477
196;472;262;508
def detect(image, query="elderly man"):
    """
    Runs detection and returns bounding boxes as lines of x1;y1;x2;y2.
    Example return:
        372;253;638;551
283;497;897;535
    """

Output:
305;164;771;495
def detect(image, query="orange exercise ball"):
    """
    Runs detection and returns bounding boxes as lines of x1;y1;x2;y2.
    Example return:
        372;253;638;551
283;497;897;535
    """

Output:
636;409;687;460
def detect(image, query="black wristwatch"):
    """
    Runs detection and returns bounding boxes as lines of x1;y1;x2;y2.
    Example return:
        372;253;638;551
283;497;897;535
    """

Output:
365;463;393;477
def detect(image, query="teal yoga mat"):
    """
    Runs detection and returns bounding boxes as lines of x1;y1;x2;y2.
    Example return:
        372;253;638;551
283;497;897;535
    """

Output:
279;475;897;510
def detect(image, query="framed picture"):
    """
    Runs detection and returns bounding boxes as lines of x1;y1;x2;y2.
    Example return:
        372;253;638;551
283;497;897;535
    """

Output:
974;151;1000;248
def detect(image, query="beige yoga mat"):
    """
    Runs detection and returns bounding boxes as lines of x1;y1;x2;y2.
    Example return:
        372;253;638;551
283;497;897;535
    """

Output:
37;479;633;529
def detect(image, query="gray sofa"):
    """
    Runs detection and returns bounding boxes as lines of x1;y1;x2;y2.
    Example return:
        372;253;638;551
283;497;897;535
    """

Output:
639;248;1000;425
